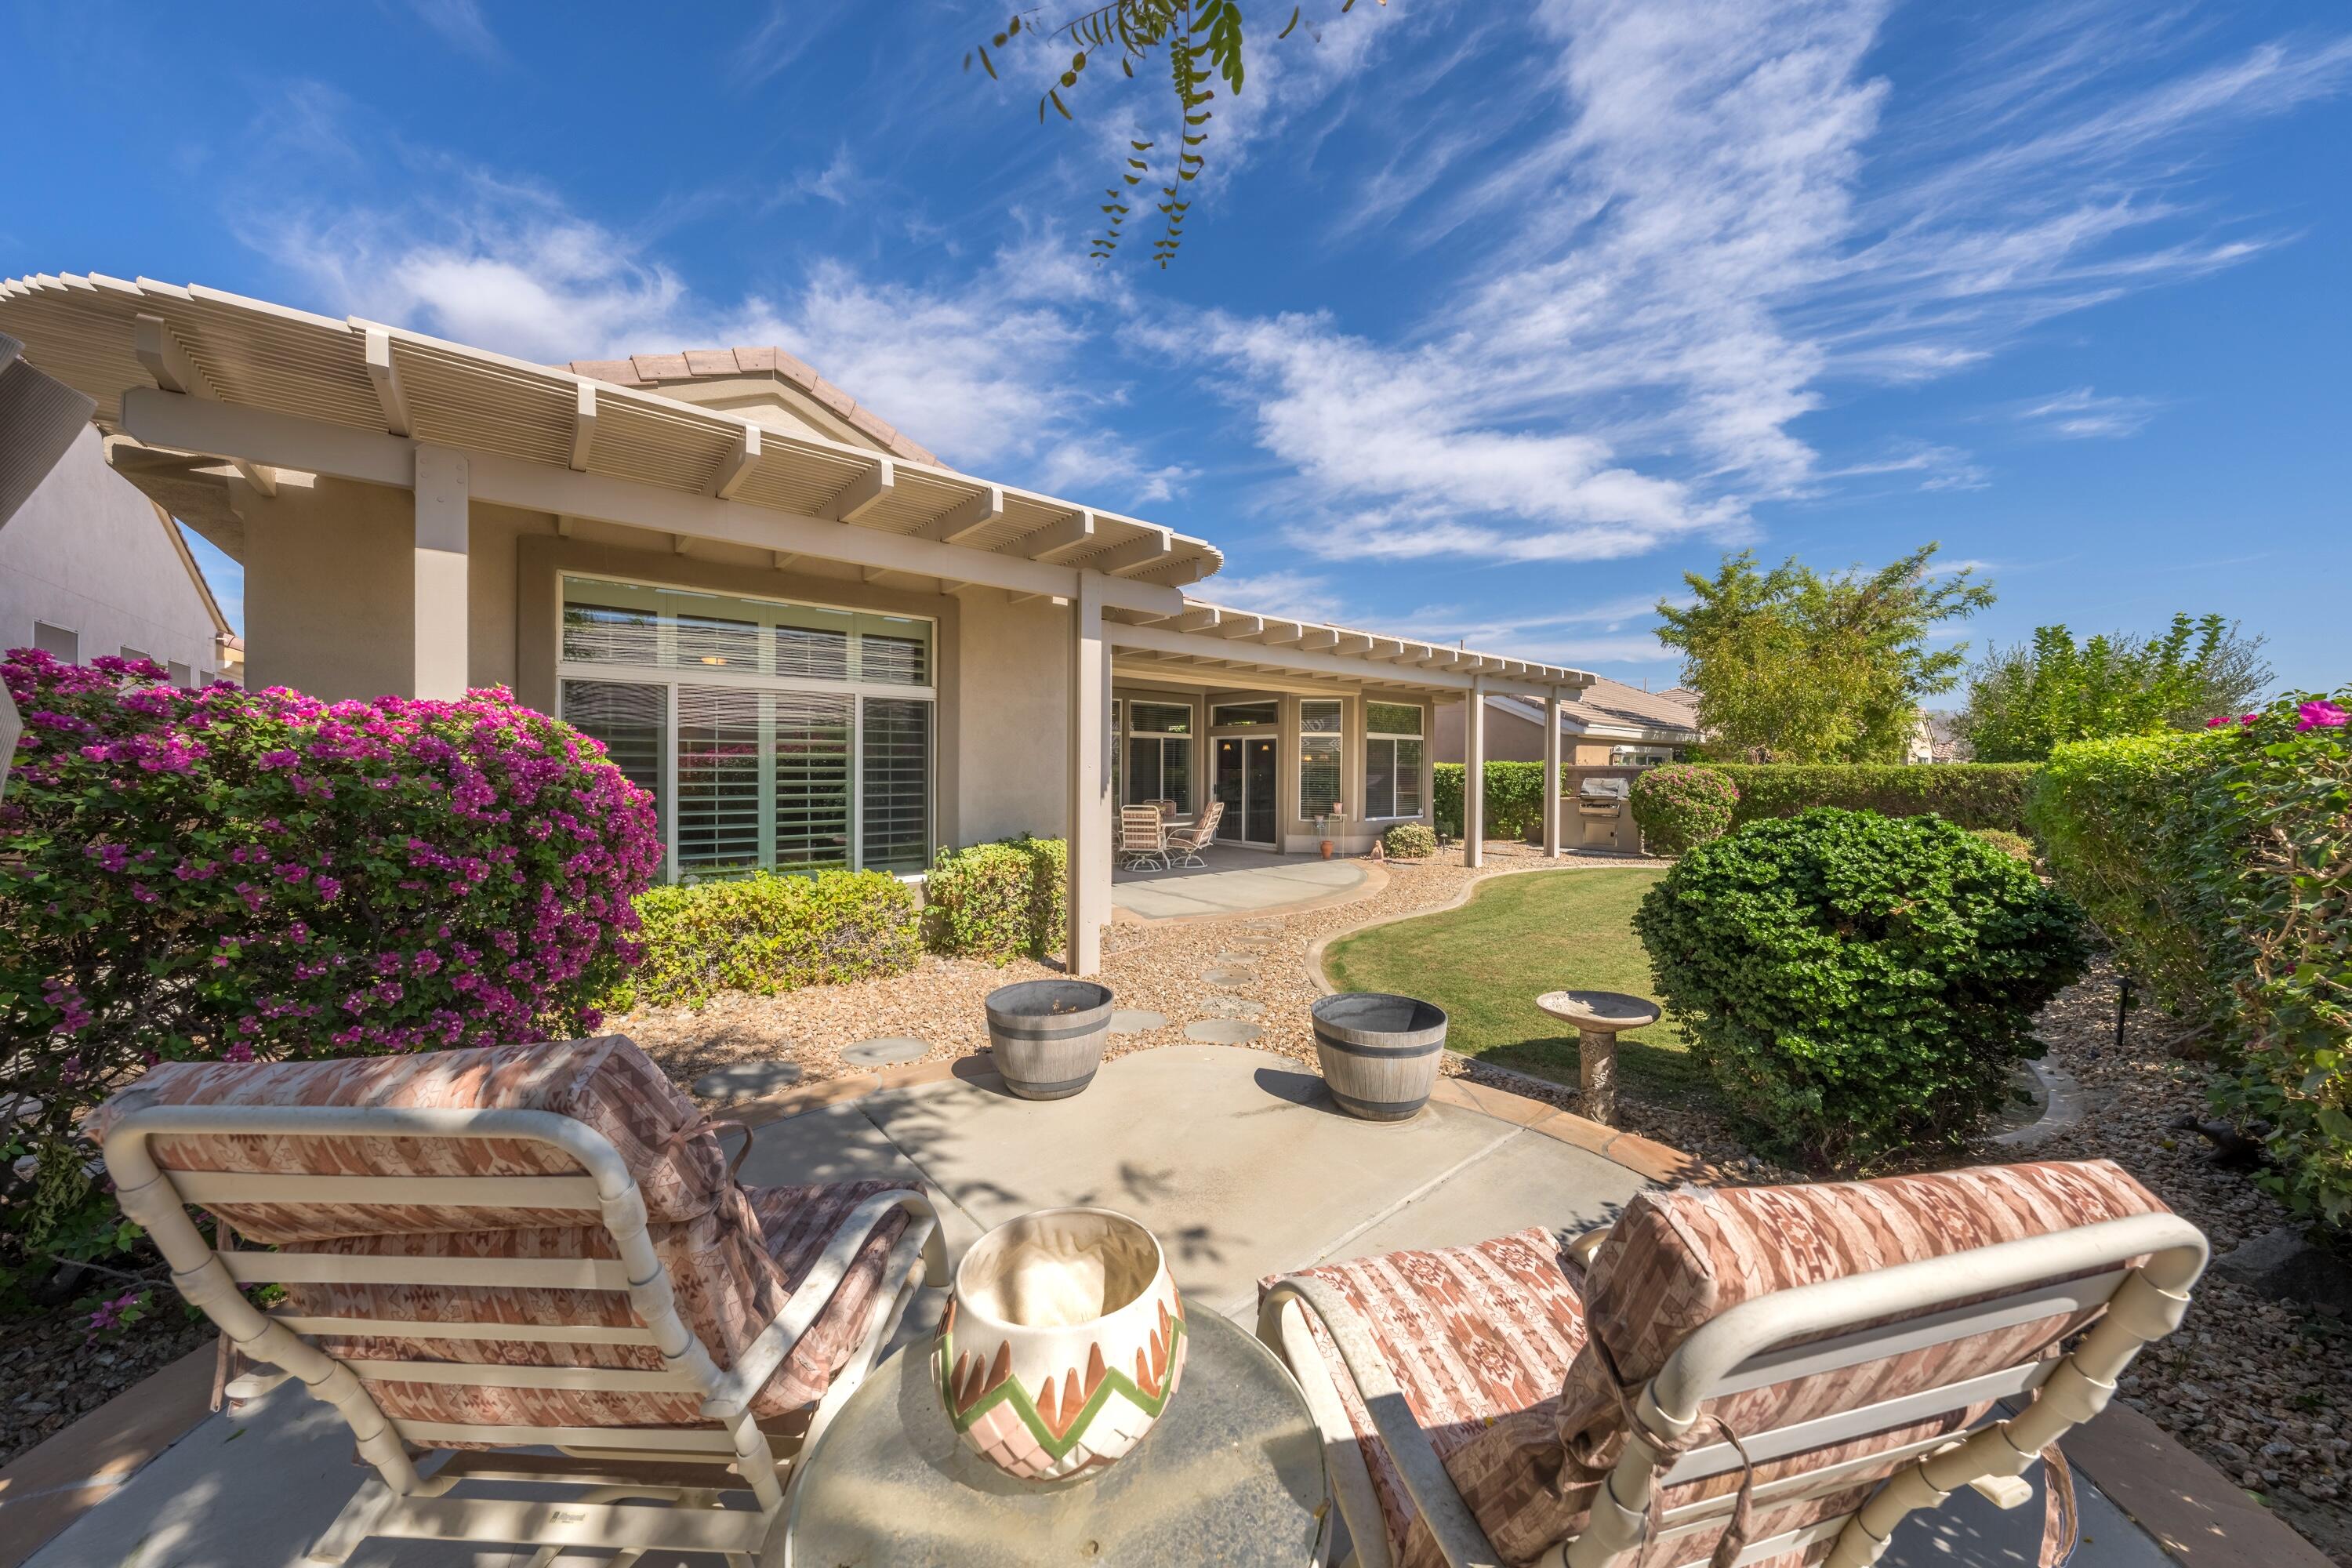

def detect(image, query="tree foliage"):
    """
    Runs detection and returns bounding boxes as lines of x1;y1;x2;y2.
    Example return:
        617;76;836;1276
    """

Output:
967;1;1381;267
1653;545;1994;764
1959;614;2273;763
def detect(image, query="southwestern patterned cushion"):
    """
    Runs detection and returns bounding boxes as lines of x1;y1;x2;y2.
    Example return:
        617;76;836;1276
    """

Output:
284;1179;909;1433
88;1036;731;1238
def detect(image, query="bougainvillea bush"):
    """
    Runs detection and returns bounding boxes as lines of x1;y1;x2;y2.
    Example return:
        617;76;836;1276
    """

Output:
0;651;660;1250
1628;764;1739;855
1633;808;2089;1167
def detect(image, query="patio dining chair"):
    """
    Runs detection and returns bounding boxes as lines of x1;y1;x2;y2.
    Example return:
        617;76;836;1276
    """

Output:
1167;800;1227;867
91;1035;944;1568
1259;1160;2205;1568
1121;802;1173;870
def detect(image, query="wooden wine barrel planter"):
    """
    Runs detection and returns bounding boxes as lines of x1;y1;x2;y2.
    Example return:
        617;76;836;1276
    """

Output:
984;979;1116;1101
1309;993;1449;1122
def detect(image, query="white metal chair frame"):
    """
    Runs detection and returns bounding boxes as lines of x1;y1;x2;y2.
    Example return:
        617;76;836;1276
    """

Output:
1167;800;1225;868
1258;1211;2206;1568
1120;804;1173;871
103;1102;946;1568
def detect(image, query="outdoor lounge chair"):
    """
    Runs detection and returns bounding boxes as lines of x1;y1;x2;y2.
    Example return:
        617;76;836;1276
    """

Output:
92;1035;944;1568
1167;800;1226;866
1120;802;1172;870
1258;1160;2205;1568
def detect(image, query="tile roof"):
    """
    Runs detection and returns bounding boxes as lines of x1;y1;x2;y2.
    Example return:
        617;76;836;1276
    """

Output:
561;347;942;468
1495;675;1700;737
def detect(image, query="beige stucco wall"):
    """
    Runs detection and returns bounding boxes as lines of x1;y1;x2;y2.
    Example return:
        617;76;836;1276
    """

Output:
2;427;225;681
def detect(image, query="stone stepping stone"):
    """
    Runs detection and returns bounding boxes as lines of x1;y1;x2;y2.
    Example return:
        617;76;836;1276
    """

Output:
693;1059;804;1103
840;1036;927;1069
1108;1009;1167;1036
1216;949;1269;964
1203;966;1257;987
1185;1018;1264;1044
1229;935;1279;950
1197;995;1267;1019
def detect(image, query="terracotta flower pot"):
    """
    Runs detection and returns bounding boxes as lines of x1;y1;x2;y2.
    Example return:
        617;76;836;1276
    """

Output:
1319;839;1334;858
936;1207;1187;1483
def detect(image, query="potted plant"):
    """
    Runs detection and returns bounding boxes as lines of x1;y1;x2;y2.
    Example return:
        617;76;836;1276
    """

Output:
1319;803;1346;858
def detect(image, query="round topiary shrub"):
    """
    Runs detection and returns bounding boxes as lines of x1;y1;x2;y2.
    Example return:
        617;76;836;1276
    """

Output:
0;650;661;1246
1632;808;2088;1167
1628;764;1739;855
1381;822;1436;860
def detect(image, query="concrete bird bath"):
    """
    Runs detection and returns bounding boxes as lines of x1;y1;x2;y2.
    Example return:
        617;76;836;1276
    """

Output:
1534;989;1661;1125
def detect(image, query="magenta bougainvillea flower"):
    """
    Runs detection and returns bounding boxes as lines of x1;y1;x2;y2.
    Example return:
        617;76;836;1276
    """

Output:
3;648;661;1217
2296;699;2348;732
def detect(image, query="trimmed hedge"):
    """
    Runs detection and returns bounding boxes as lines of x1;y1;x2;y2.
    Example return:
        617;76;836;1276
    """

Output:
924;836;1068;963
2031;695;2352;1222
1634;808;2089;1166
608;870;919;1011
1972;828;2034;861
1707;764;2039;833
1630;764;1740;855
1432;762;1548;839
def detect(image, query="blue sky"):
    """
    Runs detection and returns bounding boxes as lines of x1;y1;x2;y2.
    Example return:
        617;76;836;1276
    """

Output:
6;1;2347;692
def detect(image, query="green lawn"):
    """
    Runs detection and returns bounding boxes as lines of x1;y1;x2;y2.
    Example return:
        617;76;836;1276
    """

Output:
1324;867;1709;1105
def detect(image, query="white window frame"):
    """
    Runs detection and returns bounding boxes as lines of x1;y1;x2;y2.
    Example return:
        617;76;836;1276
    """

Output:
554;572;936;884
1363;701;1425;822
1299;699;1345;820
1122;698;1196;816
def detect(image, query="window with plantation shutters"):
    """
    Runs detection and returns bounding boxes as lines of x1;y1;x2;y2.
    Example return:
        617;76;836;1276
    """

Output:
558;576;934;884
862;698;931;873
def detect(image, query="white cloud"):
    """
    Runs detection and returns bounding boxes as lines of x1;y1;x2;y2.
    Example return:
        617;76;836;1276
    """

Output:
2013;387;2161;440
400;0;501;63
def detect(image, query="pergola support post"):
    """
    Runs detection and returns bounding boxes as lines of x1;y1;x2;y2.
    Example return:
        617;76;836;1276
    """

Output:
1463;679;1486;869
1065;571;1112;977
412;445;470;700
1542;688;1564;858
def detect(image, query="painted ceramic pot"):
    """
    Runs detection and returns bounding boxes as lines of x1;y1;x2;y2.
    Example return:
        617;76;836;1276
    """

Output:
936;1207;1187;1483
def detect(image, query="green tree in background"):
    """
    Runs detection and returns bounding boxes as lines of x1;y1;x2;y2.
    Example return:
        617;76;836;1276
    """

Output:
1959;615;2273;763
1655;545;1993;764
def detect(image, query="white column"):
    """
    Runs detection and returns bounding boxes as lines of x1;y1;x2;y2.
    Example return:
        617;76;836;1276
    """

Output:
412;445;470;699
1542;688;1564;858
1463;678;1486;868
1065;570;1112;977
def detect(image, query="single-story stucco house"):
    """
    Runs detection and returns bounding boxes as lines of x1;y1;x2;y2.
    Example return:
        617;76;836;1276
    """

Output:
1433;679;1699;768
0;273;1602;975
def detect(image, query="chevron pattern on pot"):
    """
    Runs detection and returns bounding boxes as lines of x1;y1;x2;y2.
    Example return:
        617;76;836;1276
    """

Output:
938;1294;1189;1480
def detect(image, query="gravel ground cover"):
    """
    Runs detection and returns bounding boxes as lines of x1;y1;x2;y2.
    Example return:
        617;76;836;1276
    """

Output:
0;1297;213;1469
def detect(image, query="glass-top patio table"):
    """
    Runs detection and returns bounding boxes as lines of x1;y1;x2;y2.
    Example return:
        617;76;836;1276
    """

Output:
784;1308;1332;1565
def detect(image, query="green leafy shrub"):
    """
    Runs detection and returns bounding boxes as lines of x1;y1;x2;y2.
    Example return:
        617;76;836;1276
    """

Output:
607;870;920;1011
2030;692;2352;1220
1381;822;1437;859
1706;763;2038;832
1633;808;2089;1166
924;837;1067;962
1972;828;2034;860
2026;731;2230;1021
1630;764;1740;855
2205;695;2352;1221
1432;762;1548;839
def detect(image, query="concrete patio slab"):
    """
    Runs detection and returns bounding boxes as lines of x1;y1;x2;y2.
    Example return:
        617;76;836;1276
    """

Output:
17;1044;2195;1568
1112;850;1368;920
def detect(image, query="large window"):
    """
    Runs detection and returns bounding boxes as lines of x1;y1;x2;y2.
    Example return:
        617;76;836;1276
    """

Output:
1300;699;1344;818
1123;699;1193;814
1365;701;1425;819
557;577;932;880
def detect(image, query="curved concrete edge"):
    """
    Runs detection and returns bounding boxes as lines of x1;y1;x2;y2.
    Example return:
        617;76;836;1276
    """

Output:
1991;1059;2092;1147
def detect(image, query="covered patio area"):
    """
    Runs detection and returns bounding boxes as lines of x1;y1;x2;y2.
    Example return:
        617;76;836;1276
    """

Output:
1112;843;1372;921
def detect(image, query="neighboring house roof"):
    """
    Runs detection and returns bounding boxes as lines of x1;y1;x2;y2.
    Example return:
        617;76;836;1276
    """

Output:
563;347;941;468
1489;675;1700;742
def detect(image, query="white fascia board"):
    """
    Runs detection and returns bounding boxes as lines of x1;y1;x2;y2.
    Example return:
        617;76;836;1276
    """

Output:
1110;621;1478;691
116;388;1187;614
